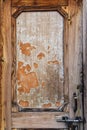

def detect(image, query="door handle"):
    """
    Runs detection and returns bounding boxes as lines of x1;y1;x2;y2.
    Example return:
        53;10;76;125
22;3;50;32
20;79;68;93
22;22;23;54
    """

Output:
56;116;83;123
73;92;78;113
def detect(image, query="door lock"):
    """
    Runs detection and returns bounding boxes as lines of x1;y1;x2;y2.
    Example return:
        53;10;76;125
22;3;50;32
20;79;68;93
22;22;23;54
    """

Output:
56;116;83;129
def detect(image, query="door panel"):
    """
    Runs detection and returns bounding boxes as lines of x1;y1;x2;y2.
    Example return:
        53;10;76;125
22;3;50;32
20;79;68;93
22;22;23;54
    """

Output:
11;6;69;129
16;11;64;109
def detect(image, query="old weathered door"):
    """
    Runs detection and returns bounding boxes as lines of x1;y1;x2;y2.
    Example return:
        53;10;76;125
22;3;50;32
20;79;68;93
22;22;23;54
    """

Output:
2;0;83;130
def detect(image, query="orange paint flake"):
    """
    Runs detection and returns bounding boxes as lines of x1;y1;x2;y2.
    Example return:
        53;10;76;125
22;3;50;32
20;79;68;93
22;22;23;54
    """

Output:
17;63;31;80
19;100;29;107
19;41;36;56
18;86;30;94
55;101;61;107
18;61;24;68
25;64;31;72
33;63;38;69
37;52;45;60
48;60;59;65
42;103;52;108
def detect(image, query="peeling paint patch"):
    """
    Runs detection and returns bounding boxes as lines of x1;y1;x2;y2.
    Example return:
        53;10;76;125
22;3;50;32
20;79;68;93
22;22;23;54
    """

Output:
48;60;59;65
20;41;36;56
17;62;39;94
17;62;31;81
33;63;38;69
18;61;24;68
18;72;39;94
37;52;45;60
19;100;29;107
42;103;52;108
55;101;61;107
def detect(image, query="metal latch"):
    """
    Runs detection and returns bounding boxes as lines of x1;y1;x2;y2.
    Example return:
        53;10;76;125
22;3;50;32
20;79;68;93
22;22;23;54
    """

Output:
56;116;83;129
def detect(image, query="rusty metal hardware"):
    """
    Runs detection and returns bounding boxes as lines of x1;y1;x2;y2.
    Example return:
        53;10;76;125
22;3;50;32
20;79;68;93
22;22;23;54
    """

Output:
56;116;83;129
56;116;83;123
73;92;78;113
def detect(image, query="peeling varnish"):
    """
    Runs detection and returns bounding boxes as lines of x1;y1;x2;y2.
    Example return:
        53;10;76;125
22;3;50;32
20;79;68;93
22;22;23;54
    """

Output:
19;100;29;107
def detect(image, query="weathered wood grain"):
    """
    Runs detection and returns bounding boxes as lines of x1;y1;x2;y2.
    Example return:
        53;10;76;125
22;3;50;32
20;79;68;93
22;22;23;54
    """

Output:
12;0;68;7
2;0;12;130
0;0;3;129
68;1;83;123
83;0;87;129
63;19;69;101
12;6;68;19
12;17;18;112
12;112;68;128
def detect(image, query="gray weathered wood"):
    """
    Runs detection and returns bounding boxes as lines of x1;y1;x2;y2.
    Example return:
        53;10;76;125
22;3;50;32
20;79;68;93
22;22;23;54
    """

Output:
67;1;83;121
12;112;68;128
83;0;87;129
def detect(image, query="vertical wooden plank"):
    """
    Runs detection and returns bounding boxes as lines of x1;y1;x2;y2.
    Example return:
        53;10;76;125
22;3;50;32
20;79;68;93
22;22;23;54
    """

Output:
0;0;3;129
2;0;12;130
83;0;87;129
11;17;18;112
68;1;83;127
63;19;69;103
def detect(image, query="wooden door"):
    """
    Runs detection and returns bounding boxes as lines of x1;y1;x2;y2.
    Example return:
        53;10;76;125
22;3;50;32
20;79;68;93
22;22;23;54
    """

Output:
1;0;83;130
12;10;68;129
